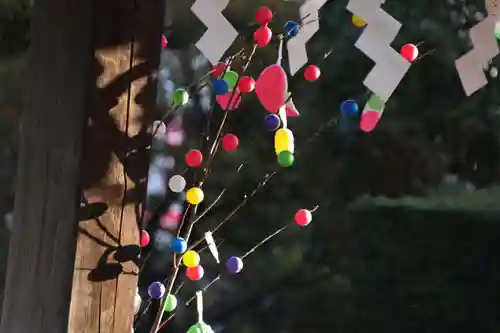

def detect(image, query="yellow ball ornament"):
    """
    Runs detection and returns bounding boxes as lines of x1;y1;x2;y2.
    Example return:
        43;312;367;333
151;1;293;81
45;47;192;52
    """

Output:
352;15;367;28
186;187;204;205
182;250;200;268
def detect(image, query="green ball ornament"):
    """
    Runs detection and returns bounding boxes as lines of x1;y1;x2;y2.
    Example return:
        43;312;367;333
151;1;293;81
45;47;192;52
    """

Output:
163;294;177;312
278;150;294;167
366;94;385;110
187;322;214;333
223;70;239;90
173;88;189;106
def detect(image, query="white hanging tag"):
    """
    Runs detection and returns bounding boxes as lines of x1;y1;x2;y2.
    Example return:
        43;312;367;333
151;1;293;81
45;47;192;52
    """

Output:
204;231;220;263
196;291;204;323
278;105;288;129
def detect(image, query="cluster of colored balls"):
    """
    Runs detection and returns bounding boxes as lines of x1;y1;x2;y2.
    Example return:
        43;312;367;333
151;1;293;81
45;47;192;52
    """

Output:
275;128;294;167
254;7;273;47
186;187;204;205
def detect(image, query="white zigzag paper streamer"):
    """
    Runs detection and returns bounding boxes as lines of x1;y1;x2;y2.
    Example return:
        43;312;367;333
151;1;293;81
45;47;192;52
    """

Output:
346;0;410;101
191;0;239;65
455;0;499;96
287;0;328;75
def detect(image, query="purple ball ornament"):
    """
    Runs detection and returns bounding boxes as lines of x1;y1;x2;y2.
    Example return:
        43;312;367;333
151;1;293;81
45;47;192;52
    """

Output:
226;256;243;274
264;114;280;131
148;281;166;300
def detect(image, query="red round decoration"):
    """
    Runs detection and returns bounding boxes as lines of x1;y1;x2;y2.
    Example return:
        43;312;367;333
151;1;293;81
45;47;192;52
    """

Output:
140;230;150;247
304;65;320;81
255;64;288;113
400;43;418;62
161;35;167;49
295;209;312;227
185;149;203;167
212;62;228;77
255;7;273;25
238;76;256;93
186;265;204;281
221;134;239;151
254;26;272;47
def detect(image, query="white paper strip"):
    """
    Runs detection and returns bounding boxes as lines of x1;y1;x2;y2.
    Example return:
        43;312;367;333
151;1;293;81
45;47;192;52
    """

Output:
196;291;204;323
287;0;328;75
346;0;411;101
191;0;239;65
455;0;499;96
204;231;219;263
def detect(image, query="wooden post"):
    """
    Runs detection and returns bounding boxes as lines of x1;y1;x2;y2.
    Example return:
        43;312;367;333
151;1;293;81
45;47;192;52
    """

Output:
0;0;164;332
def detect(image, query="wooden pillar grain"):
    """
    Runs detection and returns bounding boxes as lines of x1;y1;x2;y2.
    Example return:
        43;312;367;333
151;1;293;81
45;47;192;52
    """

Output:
0;0;164;332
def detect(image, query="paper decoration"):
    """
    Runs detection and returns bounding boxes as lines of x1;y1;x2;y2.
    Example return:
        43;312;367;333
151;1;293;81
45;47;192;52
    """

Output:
346;0;411;101
196;291;204;322
455;0;500;96
191;0;239;65
287;0;328;75
204;232;220;263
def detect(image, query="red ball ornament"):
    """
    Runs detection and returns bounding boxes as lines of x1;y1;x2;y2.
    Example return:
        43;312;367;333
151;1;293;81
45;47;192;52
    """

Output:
140;230;150;247
254;26;272;48
304;65;320;81
186;265;204;281
222;133;239;151
161;35;167;49
212;62;228;77
400;43;418;62
238;76;255;93
255;7;273;25
185;149;203;167
294;209;312;227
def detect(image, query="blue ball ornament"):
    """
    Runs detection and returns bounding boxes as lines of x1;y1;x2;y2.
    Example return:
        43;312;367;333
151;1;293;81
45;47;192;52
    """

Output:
226;256;243;274
148;281;165;299
213;78;229;95
284;20;300;37
341;99;359;117
264;114;280;131
171;236;187;254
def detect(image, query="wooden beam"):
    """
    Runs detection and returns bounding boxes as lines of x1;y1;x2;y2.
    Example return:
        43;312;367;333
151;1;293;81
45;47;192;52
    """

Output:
0;0;164;331
0;0;93;331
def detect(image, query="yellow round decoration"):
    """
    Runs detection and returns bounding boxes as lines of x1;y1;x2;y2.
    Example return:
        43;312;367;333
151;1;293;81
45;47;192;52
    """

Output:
182;250;200;268
352;15;367;28
186;187;204;205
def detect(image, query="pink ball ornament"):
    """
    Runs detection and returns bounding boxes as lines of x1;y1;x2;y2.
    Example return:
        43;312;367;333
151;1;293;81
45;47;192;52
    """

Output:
360;110;381;132
238;76;256;93
255;7;273;25
140;230;150;247
400;43;418;62
222;134;239;151
254;26;272;47
294;209;312;227
304;65;320;81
